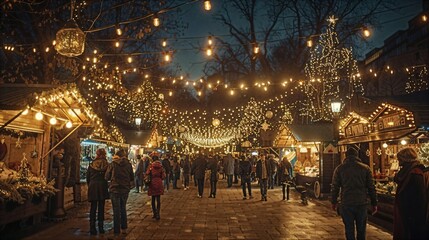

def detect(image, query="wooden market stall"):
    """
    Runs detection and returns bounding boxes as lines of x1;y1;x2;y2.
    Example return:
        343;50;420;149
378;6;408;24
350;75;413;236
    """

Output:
276;123;339;199
338;100;429;233
0;83;123;228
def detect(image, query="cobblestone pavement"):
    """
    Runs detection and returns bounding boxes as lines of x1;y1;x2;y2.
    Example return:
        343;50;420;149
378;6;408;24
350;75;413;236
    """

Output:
5;179;392;240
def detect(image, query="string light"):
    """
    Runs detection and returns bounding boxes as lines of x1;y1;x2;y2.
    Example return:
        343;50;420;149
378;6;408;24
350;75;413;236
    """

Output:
153;15;160;27
204;0;212;11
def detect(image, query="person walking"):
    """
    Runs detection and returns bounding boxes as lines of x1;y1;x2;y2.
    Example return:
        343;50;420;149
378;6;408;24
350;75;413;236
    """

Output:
172;157;181;189
161;156;171;192
105;149;134;235
393;147;428;240
134;155;144;193
267;154;277;189
86;148;109;235
146;156;166;220
256;154;269;201
331;145;378;240
225;153;235;188
191;153;207;198
239;155;253;200
207;154;219;198
278;156;292;201
142;155;150;192
181;155;191;190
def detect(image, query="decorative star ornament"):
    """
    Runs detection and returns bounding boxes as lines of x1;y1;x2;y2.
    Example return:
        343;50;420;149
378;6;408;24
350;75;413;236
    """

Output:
261;121;270;131
327;15;338;25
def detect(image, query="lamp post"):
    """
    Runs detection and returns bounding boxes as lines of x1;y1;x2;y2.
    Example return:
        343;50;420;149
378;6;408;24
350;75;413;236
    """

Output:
331;100;342;142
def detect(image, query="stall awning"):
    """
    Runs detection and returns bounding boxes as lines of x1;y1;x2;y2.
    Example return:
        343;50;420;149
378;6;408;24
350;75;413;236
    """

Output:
288;123;334;142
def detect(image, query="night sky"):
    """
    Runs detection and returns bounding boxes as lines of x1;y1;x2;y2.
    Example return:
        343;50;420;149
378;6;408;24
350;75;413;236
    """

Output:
173;0;423;80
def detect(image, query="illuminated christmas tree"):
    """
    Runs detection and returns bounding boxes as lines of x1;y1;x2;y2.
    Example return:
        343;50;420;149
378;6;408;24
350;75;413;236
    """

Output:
304;16;364;121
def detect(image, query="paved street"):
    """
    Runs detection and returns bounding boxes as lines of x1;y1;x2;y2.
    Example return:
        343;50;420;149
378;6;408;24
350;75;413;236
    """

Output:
4;179;392;240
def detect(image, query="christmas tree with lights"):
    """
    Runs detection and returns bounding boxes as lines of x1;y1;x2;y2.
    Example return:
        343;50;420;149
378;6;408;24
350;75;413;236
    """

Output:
304;16;364;121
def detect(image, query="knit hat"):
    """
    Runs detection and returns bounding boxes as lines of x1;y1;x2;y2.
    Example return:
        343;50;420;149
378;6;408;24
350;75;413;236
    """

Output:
397;147;418;162
346;145;359;157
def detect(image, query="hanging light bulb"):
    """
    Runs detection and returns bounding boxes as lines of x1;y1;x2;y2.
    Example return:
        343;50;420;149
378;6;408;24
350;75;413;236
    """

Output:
307;39;313;47
422;14;427;22
362;27;371;38
115;41;120;48
208;36;213;46
206;46;213;56
153;15;160;27
116;27;122;36
253;44;259;54
127;56;133;63
35;112;43;121
164;52;171;62
66;121;73;128
49;117;58;125
204;0;212;11
162;39;167;47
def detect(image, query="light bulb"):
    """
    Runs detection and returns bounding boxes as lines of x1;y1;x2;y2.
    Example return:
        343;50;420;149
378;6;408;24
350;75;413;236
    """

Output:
206;47;212;56
153;16;160;27
116;27;122;36
49;117;57;125
66;121;73;128
382;143;388;148
35;112;43;121
22;109;29;115
400;140;407;145
204;0;211;11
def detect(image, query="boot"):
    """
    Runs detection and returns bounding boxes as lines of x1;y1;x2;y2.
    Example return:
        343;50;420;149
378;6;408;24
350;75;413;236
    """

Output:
156;211;160;220
152;209;157;219
90;220;97;235
98;222;105;234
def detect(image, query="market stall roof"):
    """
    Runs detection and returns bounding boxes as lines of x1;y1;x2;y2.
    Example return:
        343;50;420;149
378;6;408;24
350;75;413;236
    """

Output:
0;84;55;110
368;90;429;126
287;123;334;142
274;125;297;147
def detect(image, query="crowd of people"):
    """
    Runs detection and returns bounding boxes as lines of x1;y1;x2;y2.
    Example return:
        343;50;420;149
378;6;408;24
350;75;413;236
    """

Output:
86;150;293;236
86;147;429;239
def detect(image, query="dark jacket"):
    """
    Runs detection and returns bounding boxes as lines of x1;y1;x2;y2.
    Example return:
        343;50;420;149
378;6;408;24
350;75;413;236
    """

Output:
192;156;207;179
105;156;134;194
161;158;171;174
147;160;165;196
239;159;252;177
135;159;144;181
86;157;109;201
331;156;377;207
256;159;269;179
207;157;219;181
182;158;191;175
393;161;428;240
278;160;292;183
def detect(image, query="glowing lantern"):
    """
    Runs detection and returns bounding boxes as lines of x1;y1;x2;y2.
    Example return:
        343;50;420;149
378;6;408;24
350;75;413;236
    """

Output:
212;118;220;127
55;19;85;57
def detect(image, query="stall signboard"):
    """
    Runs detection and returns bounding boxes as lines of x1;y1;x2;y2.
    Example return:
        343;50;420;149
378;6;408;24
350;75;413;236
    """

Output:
340;112;371;139
370;103;414;133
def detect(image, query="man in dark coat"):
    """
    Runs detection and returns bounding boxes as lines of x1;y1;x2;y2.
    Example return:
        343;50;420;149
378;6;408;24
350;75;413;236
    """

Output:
191;153;207;198
207;154;219;198
239;155;253;200
105;149;134;235
86;148;109;235
256;154;269;201
393;147;428;240
331;145;378;240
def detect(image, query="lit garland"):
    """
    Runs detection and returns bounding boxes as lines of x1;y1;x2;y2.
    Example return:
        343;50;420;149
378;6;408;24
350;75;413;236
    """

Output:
34;84;125;143
304;16;364;122
405;65;428;93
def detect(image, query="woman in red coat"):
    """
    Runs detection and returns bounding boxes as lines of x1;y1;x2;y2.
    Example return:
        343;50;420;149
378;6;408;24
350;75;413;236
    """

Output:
146;155;165;220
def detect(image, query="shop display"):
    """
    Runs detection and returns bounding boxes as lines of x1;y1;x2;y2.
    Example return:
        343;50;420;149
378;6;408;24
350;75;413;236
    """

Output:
0;153;57;205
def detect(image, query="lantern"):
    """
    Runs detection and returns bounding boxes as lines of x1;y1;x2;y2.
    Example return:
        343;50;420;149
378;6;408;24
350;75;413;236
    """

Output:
55;19;85;57
265;110;273;119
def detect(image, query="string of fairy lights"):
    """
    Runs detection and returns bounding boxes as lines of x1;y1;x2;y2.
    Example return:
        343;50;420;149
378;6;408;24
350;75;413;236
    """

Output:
2;0;428;148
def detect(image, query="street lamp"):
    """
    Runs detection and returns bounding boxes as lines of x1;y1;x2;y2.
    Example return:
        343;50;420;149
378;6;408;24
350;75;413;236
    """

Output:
331;99;342;143
135;117;142;126
331;100;342;117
